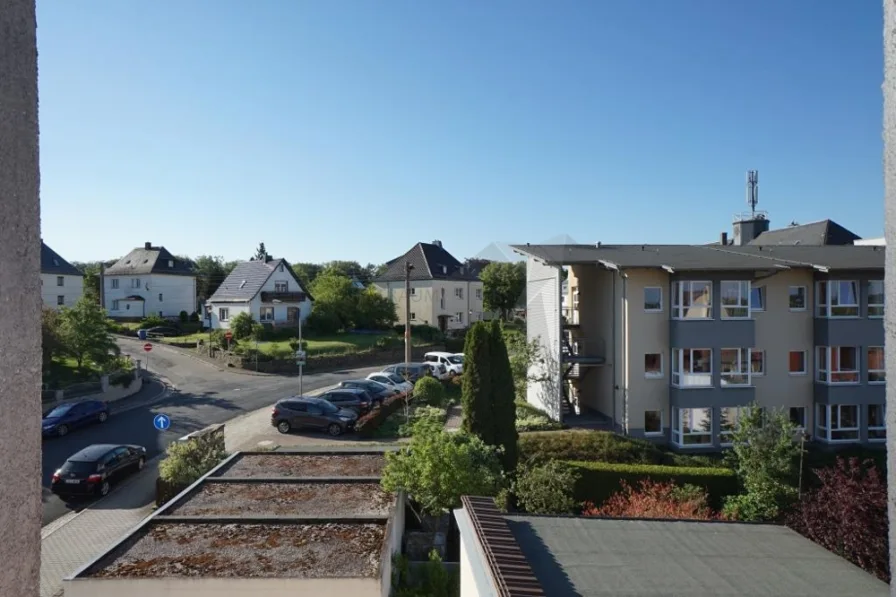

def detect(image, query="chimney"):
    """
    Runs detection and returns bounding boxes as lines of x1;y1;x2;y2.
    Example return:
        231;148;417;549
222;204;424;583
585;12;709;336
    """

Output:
720;232;728;245
432;240;442;248
732;214;770;245
144;242;152;250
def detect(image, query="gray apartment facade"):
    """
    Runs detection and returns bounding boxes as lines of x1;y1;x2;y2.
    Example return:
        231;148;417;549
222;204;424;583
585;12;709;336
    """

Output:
515;217;886;450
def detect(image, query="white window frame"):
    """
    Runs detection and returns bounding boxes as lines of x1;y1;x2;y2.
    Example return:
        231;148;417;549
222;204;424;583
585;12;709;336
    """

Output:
643;287;663;312
644;410;663;436
131;278;141;289
410;312;416;321
867;280;884;318
815;280;859;318
260;307;274;322
720;348;751;387
111;278;120;289
672;280;713;320
815;346;859;384
111;299;120;311
218;308;230;321
475;288;482;300
455;312;464;323
56;295;65;306
644;353;664;379
788;350;807;376
158;293;163;302
455;287;464;299
788;286;807;311
816;404;860;443
275;280;288;292
868;404;886;442
789;406;807;431
720;280;750;319
671;407;713;447
409;287;416;296
56;276;64;287
867;346;885;384
719;406;751;446
750;349;765;376
671;348;712;387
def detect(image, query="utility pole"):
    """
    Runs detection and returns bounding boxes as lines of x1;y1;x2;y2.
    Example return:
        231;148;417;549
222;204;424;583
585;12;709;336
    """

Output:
404;261;414;372
298;313;304;396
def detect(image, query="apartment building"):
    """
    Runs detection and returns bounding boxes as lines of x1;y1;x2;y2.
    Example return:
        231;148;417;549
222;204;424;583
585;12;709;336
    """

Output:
40;241;84;309
514;217;885;450
104;242;196;319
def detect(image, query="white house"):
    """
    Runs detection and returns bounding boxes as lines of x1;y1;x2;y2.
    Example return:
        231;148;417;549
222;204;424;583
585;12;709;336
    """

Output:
206;257;313;329
103;242;197;320
41;241;84;310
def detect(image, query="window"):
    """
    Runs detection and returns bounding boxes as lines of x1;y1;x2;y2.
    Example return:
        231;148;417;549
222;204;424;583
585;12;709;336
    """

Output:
278;264;284;272
475;288;482;300
111;300;120;310
260;307;274;322
720;281;750;319
275;281;288;292
789;286;807;311
868;280;884;318
409;288;416;296
56;295;65;306
671;348;712;387
750;286;765;312
644;410;663;435
644;287;662;312
750;350;765;375
218;308;229;321
816;280;859;317
158;293;163;302
816;404;859;442
816;346;859;384
111;279;119;289
287;307;299;321
868;405;886;441
455;287;464;299
868;347;885;383
168;260;174;268
440;288;445;310
720;407;751;444
644;353;663;378
410;312;416;321
56;276;64;286
672;281;712;319
131;278;142;289
788;351;807;375
455;312;464;323
720;348;751;386
789;407;806;430
672;408;712;446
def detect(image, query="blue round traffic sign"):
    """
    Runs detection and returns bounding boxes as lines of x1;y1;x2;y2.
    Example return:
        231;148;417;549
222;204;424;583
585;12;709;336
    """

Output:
153;414;171;431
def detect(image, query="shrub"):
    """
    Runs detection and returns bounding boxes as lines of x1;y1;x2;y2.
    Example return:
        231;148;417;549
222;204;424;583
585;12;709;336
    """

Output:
307;306;342;335
158;438;227;487
568;461;738;510
356;393;410;438
518;430;666;465
108;369;136;387
514;460;580;515
287;338;308;352
140;315;167;329
375;335;403;350
179;310;189;323
413;376;445;407
189;311;200;323
787;458;889;582
443;337;465;353
515;400;562;432
583;480;720;520
229;312;255;340
209;329;235;350
392;324;442;343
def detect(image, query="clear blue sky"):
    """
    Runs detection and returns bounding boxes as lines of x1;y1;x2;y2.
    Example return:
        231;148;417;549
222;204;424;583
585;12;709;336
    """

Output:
37;1;884;265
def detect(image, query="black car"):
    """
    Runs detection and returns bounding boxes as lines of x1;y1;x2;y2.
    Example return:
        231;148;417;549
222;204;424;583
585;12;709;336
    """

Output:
271;397;358;436
337;379;395;404
42;399;109;438
51;443;147;499
317;387;374;414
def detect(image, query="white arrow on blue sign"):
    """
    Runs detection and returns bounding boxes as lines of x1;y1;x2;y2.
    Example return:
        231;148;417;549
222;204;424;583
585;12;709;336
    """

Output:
153;414;171;431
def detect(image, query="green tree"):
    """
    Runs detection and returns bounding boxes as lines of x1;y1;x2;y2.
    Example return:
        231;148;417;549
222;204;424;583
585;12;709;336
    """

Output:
480;262;525;320
321;260;366;280
310;271;359;329
489;320;519;472
192;255;238;300
722;404;802;522
58;295;119;371
355;286;398;329
413;376;445;407
461;322;494;444
381;425;503;517
514;460;580;515
41;307;63;374
253;242;270;261
366;262;388;282
503;328;543;400
292;262;323;289
229;312;255;340
159;437;227;487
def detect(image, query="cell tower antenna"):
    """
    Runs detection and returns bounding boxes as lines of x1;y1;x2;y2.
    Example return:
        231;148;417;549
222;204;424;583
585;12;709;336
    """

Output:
746;170;759;216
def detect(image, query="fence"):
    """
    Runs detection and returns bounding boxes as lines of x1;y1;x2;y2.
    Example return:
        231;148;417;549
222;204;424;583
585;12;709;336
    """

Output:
41;369;142;407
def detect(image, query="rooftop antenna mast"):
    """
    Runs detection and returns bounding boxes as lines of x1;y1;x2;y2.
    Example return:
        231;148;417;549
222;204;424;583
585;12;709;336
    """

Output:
746;170;759;217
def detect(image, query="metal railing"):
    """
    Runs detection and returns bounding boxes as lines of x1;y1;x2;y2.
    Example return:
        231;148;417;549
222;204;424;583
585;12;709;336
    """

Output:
561;308;579;325
562;336;606;361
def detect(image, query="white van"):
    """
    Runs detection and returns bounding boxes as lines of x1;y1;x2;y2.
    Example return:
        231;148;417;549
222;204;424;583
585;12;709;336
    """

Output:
423;352;464;378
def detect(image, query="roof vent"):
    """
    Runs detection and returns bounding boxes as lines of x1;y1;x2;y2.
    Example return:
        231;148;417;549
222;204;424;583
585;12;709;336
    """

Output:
442;265;447;274
144;242;152;250
720;232;728;245
239;280;247;289
432;240;443;248
53;258;59;266
596;241;602;248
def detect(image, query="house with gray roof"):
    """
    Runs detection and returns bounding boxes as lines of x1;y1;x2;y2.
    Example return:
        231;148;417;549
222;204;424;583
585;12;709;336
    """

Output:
41;241;84;310
206;256;313;330
103;242;197;320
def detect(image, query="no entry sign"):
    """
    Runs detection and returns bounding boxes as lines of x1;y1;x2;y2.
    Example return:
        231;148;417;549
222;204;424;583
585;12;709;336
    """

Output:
224;330;233;340
143;343;153;352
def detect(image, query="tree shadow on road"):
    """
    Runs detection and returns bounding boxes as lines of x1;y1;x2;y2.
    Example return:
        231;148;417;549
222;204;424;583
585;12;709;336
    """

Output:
151;390;243;414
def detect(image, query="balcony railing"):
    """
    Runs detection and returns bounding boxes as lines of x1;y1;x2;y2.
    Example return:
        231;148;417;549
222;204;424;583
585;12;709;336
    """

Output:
562;336;606;364
260;291;307;303
561;307;579;325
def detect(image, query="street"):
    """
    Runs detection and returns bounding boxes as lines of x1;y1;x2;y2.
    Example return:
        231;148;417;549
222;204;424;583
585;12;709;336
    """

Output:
41;337;389;526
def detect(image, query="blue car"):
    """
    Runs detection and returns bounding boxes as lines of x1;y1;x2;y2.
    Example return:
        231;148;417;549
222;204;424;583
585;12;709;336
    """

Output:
42;399;109;438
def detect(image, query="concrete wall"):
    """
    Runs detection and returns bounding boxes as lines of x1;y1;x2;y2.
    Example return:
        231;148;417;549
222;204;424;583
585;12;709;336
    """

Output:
206;302;251;329
63;577;384;597
106;273;196;319
0;2;42;595
431;280;486;328
374;280;435;325
41;272;84;309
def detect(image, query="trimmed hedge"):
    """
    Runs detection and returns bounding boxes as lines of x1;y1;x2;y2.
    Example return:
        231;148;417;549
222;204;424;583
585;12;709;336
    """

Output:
567;461;738;510
355;393;410;438
519;430;667;465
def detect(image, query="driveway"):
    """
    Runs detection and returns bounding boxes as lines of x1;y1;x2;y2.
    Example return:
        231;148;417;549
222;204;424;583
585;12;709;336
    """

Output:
41;338;390;526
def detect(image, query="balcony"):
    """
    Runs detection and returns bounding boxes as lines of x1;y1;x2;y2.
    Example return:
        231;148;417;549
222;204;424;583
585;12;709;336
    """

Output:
562;336;605;365
561;307;579;326
260;291;307;303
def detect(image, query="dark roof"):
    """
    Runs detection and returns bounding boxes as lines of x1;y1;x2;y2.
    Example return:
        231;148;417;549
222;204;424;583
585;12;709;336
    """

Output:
208;258;313;303
750;219;862;246
69;444;118;461
374;242;481;282
511;243;884;272
104;244;195;277
40;242;81;276
498;514;888;597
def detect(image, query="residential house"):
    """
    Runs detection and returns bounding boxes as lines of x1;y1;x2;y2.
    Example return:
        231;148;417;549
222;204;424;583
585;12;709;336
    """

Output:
206;256;313;329
454;496;888;596
372;240;486;331
40;241;84;310
103;242;196;319
515;211;886;449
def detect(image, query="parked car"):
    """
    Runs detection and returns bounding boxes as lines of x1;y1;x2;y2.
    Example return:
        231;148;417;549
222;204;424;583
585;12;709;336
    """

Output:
316;387;373;414
271;396;358;436
142;326;181;338
337;379;396;404
42;399;109;438
422;361;448;380
366;372;414;394
50;443;147;499
381;363;430;383
424;351;464;377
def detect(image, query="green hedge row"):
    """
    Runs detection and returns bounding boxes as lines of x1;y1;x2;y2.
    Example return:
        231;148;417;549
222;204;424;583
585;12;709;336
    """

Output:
566;461;738;510
520;430;668;465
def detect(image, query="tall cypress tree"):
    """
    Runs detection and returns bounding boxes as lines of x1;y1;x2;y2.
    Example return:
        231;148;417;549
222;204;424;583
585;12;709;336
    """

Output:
461;322;494;444
489;320;519;472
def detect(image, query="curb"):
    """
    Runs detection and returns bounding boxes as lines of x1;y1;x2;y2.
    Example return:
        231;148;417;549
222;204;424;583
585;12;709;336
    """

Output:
109;379;171;416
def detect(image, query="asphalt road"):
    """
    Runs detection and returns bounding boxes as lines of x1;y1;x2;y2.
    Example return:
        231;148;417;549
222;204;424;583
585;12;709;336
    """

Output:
41;338;389;525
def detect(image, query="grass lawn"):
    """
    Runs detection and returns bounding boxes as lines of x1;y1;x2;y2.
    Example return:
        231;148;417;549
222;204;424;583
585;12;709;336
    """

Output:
43;357;101;388
160;332;207;344
256;333;429;357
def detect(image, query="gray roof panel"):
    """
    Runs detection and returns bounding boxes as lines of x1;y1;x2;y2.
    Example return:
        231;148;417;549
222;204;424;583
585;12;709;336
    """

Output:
750;219;862;246
104;244;195;277
41;242;82;276
374;242;481;282
209;258;312;302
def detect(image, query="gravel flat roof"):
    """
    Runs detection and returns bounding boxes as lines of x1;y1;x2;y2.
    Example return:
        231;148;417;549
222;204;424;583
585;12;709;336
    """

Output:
88;523;386;579
166;482;394;518
216;453;386;478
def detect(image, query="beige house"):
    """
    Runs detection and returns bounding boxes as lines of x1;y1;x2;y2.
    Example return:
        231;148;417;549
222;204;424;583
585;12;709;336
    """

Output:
372;240;487;331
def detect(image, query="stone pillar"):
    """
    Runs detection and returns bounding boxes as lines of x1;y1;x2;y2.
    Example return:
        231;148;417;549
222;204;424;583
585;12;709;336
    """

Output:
0;1;41;595
101;375;110;392
884;0;896;586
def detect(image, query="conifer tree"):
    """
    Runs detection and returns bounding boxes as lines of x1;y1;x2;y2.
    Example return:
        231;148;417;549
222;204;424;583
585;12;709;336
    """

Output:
461;322;494;444
489;320;519;472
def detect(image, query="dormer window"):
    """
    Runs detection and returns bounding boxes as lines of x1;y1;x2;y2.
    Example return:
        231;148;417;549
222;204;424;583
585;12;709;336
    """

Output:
239;280;247;289
442;265;447;274
168;260;174;268
53;258;59;266
279;264;284;272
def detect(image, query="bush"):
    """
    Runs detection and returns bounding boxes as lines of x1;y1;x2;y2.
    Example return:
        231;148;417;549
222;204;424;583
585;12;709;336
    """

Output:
287;338;308;352
209;329;235;350
413;376;445;407
514;460;580;515
583;480;720;520
356;393;410;438
189;311;200;323
140;315;168;329
158;438;227;487
375;335;403;350
229;312;255;340
108;369;136;387
518;430;666;465
179;310;189;323
568;461;738;510
515;400;562;432
306;307;342;335
392;324;442;343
